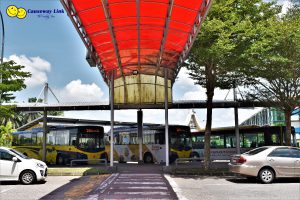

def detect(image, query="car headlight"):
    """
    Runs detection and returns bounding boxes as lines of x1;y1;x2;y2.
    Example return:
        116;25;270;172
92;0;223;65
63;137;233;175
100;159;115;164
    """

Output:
36;163;45;168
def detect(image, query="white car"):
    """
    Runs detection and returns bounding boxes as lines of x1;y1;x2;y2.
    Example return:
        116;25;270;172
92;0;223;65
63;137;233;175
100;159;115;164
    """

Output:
0;147;48;184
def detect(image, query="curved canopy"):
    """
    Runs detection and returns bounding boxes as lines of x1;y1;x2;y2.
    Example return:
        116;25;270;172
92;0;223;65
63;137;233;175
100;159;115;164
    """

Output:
62;0;211;83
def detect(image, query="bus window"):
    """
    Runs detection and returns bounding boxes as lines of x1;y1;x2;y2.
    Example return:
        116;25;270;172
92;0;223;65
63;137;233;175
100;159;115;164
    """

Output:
210;135;224;148
37;132;43;145
32;133;37;145
130;133;138;144
271;133;280;145
192;135;204;149
257;133;265;146
20;133;32;146
225;135;236;148
47;132;55;145
55;130;69;145
12;134;20;146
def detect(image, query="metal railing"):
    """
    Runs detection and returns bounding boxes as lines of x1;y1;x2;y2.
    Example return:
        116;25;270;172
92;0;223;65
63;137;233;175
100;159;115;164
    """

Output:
70;158;107;167
175;157;202;166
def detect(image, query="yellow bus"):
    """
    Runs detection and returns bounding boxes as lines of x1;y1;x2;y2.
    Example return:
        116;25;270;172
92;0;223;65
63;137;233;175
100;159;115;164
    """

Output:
106;125;192;163
12;126;107;165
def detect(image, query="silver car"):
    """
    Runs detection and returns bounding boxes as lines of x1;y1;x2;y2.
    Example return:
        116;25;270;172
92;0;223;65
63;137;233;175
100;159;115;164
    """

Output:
229;146;300;183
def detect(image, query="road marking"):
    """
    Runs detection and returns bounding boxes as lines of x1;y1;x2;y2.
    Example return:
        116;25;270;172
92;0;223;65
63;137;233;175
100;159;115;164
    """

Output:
0;187;14;194
113;191;170;195
165;174;188;200
114;181;166;185
110;186;168;190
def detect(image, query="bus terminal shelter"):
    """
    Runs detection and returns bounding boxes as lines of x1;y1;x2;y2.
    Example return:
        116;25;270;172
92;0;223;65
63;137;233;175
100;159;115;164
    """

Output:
61;0;212;166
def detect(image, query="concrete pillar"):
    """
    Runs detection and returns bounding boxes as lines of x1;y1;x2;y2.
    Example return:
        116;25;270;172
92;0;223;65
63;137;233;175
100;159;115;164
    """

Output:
138;109;143;163
110;71;114;167
42;110;47;162
164;68;169;166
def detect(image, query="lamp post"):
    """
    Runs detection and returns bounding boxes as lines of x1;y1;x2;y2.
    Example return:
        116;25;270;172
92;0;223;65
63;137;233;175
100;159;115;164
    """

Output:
0;10;5;104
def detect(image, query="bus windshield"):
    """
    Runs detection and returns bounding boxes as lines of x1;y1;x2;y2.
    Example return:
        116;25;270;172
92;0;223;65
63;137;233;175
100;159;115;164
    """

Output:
78;129;104;152
170;129;192;150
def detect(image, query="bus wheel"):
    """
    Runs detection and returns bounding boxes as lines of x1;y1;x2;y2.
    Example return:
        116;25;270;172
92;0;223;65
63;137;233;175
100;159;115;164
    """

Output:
56;155;65;165
143;153;153;164
190;152;200;158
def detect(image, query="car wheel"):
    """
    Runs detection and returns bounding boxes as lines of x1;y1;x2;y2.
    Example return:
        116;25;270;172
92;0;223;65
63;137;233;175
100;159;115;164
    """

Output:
20;170;36;185
259;168;274;184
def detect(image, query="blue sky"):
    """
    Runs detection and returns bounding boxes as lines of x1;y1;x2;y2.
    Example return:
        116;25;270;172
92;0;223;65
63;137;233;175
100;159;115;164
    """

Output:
1;0;291;129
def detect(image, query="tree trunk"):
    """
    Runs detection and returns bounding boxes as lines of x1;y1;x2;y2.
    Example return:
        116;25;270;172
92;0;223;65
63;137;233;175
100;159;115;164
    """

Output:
204;92;213;170
204;64;215;170
284;109;292;146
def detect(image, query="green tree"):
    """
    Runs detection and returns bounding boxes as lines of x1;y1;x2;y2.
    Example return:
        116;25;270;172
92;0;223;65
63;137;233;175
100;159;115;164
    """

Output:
187;0;280;169
243;5;300;145
0;60;31;103
0;60;31;127
0;122;14;147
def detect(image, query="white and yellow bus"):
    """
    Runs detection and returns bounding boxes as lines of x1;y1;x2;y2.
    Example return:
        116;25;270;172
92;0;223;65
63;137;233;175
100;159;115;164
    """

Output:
106;125;192;164
12;126;107;165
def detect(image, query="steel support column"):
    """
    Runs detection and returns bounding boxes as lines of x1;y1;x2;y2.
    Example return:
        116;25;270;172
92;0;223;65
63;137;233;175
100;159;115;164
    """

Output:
110;71;114;166
234;87;240;154
164;68;169;166
42;110;47;162
137;109;143;163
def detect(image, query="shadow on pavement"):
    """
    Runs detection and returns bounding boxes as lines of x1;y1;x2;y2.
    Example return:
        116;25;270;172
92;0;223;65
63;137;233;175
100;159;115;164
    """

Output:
0;180;46;185
226;177;300;184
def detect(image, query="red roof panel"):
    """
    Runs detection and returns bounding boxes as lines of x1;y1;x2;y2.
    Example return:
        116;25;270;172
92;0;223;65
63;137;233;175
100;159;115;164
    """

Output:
65;0;211;82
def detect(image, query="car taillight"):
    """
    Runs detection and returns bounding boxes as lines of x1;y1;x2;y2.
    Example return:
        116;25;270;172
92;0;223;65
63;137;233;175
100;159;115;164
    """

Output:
236;156;247;164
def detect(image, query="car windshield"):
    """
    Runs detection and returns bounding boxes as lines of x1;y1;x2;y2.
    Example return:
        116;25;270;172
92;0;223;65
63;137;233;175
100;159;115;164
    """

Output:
244;147;269;155
9;149;30;159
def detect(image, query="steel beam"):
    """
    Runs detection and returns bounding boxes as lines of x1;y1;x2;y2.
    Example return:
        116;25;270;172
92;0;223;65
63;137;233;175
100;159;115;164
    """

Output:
155;0;174;103
101;0;127;103
174;0;212;80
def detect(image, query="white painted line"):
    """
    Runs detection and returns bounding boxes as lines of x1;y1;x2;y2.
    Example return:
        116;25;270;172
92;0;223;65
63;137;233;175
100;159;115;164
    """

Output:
165;174;188;200
104;198;170;200
110;186;168;190
0;187;14;194
98;173;119;193
113;191;170;195
114;182;166;185
117;178;163;181
119;174;161;176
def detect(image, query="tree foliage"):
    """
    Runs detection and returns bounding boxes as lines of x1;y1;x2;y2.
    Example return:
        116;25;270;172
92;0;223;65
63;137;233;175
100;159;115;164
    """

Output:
187;0;280;169
0;122;14;147
0;60;31;103
0;60;31;128
243;4;300;145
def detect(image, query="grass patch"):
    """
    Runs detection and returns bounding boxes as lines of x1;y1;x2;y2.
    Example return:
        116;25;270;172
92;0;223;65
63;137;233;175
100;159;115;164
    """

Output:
48;167;110;176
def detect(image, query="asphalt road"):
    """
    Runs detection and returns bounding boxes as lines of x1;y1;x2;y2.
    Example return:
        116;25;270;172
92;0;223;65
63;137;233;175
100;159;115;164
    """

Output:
0;176;80;200
1;175;299;200
166;175;300;200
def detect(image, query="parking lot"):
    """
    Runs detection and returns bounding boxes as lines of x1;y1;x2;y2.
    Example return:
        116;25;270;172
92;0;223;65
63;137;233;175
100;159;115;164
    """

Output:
1;175;299;200
0;176;80;200
167;175;300;200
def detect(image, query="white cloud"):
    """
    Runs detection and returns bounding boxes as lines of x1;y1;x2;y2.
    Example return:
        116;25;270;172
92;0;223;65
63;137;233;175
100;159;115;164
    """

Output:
279;0;293;14
5;54;51;88
55;79;105;102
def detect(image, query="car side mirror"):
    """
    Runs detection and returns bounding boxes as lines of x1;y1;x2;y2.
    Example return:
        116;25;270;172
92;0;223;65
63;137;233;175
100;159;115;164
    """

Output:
12;157;19;162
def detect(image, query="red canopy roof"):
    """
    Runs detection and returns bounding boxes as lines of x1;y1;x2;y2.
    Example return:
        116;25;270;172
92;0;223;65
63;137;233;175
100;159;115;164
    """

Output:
61;0;211;83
